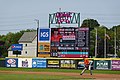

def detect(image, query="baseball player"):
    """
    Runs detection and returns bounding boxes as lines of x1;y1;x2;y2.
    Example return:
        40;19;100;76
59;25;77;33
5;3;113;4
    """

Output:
80;57;92;75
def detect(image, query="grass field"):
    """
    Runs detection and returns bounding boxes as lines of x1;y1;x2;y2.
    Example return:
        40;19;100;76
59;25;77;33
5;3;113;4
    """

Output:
0;68;86;80
0;73;81;80
0;67;120;74
0;67;120;80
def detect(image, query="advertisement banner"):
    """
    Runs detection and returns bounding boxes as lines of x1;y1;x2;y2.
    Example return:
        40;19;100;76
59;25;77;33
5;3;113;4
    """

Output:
38;29;50;42
94;60;111;70
11;44;23;51
112;60;120;70
6;58;18;67
18;58;32;68
38;42;50;52
47;59;60;68
60;60;75;68
77;59;93;69
32;58;46;68
77;60;84;69
38;54;50;57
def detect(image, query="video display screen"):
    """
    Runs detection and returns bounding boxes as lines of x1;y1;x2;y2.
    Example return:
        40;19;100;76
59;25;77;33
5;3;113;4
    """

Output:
51;27;89;58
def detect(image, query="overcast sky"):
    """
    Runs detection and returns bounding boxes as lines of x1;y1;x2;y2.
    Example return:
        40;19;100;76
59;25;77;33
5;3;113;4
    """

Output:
0;0;120;35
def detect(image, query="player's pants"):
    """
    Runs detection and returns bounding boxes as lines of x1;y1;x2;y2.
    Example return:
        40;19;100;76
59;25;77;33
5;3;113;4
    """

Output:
81;64;92;75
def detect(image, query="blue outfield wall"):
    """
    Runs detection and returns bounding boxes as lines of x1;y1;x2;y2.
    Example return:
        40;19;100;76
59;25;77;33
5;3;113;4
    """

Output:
5;58;120;70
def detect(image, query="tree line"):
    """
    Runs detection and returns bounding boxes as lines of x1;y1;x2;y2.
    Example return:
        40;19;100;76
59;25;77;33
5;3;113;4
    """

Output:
81;19;120;57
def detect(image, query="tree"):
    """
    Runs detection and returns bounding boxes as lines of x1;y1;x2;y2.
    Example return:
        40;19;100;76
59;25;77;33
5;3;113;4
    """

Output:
110;25;120;57
89;25;114;58
81;19;100;28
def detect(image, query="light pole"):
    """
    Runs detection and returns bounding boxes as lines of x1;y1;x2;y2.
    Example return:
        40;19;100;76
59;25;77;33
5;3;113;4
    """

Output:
35;19;39;57
35;19;39;29
114;28;117;58
95;28;97;58
104;28;106;58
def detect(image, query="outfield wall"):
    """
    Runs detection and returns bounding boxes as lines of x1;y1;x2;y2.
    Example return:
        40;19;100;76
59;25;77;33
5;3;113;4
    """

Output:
5;58;120;70
0;60;5;67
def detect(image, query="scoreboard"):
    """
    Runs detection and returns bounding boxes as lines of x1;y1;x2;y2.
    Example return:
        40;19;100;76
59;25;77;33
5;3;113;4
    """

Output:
51;27;89;58
75;28;89;50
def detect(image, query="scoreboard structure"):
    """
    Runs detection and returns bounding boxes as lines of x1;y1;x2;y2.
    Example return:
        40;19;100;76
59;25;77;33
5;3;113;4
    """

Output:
38;12;89;58
50;27;89;58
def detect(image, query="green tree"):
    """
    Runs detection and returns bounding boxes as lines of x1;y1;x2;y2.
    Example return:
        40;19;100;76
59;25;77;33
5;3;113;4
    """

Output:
110;25;120;57
89;26;114;58
81;18;100;28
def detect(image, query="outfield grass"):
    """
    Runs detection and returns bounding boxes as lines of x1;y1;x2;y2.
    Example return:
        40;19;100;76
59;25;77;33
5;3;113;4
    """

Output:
0;67;120;80
0;67;120;74
0;73;82;80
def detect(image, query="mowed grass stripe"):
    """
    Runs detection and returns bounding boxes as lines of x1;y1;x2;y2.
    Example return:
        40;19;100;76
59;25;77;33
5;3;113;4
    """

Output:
0;67;120;74
0;73;85;80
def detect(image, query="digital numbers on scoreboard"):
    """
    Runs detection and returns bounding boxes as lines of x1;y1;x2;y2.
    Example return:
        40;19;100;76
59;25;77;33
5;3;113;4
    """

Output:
75;28;89;50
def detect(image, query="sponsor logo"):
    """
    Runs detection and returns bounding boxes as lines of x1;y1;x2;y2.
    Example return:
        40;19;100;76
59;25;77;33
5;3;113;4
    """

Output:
32;61;37;67
11;44;23;51
7;59;16;65
39;29;50;41
22;59;28;67
96;60;109;69
6;58;17;67
12;45;22;49
41;32;48;37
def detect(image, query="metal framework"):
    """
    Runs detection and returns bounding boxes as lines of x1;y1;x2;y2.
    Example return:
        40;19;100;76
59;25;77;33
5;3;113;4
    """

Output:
49;12;80;28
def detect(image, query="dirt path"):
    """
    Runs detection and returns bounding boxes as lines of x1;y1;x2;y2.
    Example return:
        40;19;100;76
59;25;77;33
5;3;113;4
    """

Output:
0;71;120;80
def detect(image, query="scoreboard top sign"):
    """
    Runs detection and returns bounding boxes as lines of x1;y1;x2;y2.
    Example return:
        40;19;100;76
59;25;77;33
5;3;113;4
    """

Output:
56;12;72;24
49;12;80;27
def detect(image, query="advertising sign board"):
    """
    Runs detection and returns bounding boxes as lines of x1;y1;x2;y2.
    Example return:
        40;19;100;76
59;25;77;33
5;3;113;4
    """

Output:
94;60;111;70
6;58;18;67
38;29;50;42
38;42;50;52
18;58;32;68
11;44;23;51
49;12;80;27
47;59;60;68
32;58;46;68
60;60;75;68
77;59;93;69
112;60;120;70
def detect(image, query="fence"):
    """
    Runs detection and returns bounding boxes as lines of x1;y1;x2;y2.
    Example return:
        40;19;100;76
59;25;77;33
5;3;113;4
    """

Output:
4;58;120;70
0;59;5;67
